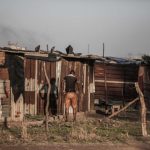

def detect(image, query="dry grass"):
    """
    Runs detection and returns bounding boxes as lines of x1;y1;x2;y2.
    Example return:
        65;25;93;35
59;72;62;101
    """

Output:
0;112;150;144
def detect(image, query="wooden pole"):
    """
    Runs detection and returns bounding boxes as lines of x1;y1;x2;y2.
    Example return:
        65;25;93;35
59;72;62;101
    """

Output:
34;60;38;115
21;117;27;139
47;44;49;52
88;44;90;54
43;62;51;132
104;63;108;114
135;82;148;137
103;43;104;58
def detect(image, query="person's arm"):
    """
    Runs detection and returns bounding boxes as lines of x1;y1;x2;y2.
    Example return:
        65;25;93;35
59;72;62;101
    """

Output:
39;84;46;99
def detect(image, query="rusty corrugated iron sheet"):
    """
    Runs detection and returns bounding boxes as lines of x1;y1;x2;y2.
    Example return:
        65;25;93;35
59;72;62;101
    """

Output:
37;60;56;115
94;63;139;102
59;58;95;113
143;66;150;109
0;54;11;117
24;58;57;115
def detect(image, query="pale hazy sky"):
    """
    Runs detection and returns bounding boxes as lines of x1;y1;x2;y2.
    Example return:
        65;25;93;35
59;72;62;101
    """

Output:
0;0;150;57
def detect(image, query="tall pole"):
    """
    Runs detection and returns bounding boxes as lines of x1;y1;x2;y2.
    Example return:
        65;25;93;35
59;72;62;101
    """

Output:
88;44;90;54
102;42;107;113
103;43;104;58
46;44;49;52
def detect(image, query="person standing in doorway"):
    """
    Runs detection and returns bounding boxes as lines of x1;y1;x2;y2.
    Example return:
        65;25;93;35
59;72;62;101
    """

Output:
50;78;58;116
39;80;48;115
63;70;78;122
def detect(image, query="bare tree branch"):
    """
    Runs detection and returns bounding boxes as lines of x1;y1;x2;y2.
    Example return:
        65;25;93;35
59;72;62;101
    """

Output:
43;62;51;132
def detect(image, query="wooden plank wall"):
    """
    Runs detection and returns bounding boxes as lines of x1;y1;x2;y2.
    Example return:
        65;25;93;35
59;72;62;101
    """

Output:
37;60;56;115
59;58;90;114
6;54;24;121
24;58;36;115
0;52;11;119
24;58;56;115
89;63;95;110
0;80;11;119
94;63;139;103
143;66;150;109
24;58;95;115
0;52;5;65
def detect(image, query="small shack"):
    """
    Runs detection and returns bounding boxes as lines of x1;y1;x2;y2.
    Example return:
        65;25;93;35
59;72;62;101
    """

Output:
0;47;149;121
94;57;141;113
0;47;97;121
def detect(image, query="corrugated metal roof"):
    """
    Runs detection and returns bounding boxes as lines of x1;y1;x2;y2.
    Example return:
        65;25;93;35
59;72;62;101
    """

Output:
0;47;143;64
0;48;102;61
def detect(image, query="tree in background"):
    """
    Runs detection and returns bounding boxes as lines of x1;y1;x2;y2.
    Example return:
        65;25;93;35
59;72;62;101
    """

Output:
142;55;150;64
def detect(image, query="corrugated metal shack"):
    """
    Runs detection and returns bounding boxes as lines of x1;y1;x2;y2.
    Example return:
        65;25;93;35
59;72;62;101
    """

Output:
94;57;140;109
0;47;149;121
0;47;97;121
94;56;150;112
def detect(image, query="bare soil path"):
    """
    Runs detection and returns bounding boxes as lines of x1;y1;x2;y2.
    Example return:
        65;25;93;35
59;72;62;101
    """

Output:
0;143;150;150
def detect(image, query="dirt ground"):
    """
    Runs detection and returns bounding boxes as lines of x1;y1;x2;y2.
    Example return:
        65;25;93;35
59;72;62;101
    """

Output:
0;142;150;150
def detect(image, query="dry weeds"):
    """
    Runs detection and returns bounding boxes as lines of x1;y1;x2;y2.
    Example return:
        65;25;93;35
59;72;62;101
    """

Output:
0;113;150;144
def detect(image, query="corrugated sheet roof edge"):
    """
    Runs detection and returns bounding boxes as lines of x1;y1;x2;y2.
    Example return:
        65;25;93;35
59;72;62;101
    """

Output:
95;56;142;65
0;48;61;61
0;48;142;64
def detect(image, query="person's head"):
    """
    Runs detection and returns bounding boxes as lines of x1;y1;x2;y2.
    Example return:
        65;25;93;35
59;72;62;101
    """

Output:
70;70;75;75
50;78;56;84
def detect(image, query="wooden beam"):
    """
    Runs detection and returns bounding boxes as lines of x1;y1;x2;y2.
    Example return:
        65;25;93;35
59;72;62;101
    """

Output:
95;80;135;84
108;97;139;119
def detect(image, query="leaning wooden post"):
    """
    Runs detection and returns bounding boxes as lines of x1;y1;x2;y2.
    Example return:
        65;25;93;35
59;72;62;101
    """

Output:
21;117;28;139
43;62;51;132
108;97;139;119
135;82;148;137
